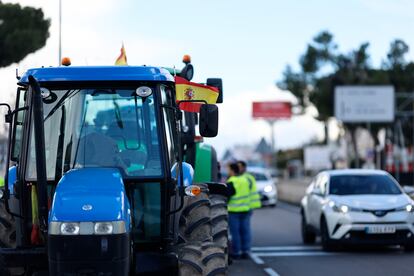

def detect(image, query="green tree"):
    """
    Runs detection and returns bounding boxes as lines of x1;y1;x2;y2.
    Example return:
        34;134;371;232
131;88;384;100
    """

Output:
386;39;409;69
0;1;50;67
278;31;414;168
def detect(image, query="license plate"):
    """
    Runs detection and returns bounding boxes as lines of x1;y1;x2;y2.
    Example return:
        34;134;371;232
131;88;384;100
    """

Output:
365;226;396;234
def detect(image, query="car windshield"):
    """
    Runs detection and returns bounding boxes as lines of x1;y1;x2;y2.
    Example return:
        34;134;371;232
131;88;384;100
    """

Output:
250;172;268;181
26;87;162;180
329;174;402;195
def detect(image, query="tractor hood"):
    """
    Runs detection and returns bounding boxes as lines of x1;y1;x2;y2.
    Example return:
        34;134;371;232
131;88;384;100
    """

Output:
49;168;130;223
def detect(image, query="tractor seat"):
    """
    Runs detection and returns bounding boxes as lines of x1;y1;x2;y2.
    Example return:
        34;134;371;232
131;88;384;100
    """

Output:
76;132;122;168
107;121;142;142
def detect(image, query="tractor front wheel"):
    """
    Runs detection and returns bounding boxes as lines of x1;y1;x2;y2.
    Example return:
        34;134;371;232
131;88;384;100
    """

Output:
179;184;212;243
0;200;16;248
210;194;228;264
178;242;227;276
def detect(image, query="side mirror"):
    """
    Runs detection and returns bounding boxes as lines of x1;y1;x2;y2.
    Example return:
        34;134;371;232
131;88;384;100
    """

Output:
207;78;223;103
179;64;194;81
311;187;323;197
199;104;218;137
403;186;414;196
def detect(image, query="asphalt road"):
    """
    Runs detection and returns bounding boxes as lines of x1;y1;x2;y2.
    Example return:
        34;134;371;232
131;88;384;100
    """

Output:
229;202;414;276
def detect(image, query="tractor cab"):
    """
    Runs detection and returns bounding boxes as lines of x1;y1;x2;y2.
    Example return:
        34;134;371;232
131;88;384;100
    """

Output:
0;63;226;275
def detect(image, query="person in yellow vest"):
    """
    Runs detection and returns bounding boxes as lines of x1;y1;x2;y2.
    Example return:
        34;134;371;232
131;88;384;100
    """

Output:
237;161;262;210
226;162;251;259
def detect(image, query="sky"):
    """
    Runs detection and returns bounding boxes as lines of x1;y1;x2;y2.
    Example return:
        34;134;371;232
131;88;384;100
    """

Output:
1;0;414;157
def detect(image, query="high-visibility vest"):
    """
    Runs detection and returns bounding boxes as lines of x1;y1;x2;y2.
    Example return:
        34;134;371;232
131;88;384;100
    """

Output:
244;173;262;209
227;175;251;213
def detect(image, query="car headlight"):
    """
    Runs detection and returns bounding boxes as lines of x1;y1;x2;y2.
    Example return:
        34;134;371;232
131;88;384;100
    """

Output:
264;185;273;193
396;204;414;213
49;221;126;235
328;201;358;213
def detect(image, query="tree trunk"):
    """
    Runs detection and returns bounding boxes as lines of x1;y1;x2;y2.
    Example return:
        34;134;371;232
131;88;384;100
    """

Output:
324;121;329;145
349;127;359;168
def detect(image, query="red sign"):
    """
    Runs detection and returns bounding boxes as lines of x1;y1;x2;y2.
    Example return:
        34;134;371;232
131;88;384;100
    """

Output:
252;101;292;119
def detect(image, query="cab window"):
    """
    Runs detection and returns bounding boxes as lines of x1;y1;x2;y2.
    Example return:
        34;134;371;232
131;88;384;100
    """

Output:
11;88;27;161
160;85;178;165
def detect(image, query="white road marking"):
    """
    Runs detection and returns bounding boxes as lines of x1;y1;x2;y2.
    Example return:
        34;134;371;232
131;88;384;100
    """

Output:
251;244;340;276
256;251;340;257
249;252;265;265
252;245;322;252
264;267;281;276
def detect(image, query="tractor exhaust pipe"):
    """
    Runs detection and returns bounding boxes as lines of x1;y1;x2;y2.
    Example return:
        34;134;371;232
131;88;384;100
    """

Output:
28;75;49;233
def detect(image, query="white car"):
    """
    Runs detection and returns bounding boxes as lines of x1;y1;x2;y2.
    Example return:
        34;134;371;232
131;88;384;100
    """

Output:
300;169;414;251
248;167;278;207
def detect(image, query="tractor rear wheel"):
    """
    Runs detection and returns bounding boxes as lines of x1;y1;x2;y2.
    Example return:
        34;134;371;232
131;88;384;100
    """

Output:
178;242;227;276
0;200;16;248
210;194;228;260
179;184;212;243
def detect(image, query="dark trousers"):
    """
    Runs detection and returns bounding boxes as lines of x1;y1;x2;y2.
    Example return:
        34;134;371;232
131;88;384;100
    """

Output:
229;211;252;255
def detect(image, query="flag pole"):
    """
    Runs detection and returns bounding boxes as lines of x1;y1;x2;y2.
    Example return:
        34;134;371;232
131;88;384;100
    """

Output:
58;0;62;66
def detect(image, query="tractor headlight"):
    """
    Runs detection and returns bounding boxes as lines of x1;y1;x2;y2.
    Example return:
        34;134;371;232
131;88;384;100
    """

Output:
61;222;80;235
94;222;114;235
49;221;126;235
136;86;153;97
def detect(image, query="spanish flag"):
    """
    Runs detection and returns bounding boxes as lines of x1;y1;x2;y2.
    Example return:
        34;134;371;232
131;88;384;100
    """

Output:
175;76;219;112
115;44;128;65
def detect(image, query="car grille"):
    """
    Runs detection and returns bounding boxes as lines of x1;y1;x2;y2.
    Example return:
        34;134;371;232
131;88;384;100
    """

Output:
348;230;412;242
361;208;402;217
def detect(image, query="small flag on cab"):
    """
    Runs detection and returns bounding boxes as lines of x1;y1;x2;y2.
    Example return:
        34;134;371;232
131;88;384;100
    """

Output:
115;43;128;65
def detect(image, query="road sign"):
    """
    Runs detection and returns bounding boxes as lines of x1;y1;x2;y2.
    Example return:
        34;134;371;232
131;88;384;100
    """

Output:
252;101;291;119
335;86;395;123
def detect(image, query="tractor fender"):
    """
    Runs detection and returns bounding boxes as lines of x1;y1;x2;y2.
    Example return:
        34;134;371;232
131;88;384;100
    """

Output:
7;166;17;195
171;162;194;187
206;182;228;197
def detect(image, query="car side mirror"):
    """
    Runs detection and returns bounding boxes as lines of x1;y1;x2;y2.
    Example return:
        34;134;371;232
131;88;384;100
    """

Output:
403;186;414;196
199;104;218;137
311;187;323;196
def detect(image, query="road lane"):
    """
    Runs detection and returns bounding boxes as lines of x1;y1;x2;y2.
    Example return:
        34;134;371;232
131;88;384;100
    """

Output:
230;202;414;276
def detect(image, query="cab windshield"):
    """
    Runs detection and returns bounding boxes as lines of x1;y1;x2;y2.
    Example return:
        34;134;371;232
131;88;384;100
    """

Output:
26;87;162;180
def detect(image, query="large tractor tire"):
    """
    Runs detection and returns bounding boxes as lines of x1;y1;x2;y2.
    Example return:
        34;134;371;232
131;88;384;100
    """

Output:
210;195;228;251
179;184;212;243
0;200;16;248
178;242;227;276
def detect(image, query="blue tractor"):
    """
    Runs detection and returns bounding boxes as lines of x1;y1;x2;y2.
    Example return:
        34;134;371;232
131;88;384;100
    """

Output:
0;62;228;275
